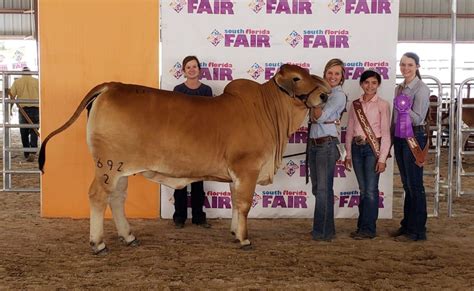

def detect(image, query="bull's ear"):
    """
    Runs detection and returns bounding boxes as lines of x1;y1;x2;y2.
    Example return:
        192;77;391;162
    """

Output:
275;66;296;97
311;74;331;94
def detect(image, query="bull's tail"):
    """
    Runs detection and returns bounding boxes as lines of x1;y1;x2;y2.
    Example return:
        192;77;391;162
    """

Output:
38;83;110;173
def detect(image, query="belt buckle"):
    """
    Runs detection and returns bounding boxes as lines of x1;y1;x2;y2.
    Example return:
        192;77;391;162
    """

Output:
355;136;366;145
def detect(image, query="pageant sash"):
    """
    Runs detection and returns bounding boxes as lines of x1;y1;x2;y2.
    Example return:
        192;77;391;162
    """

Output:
352;100;380;158
406;136;429;167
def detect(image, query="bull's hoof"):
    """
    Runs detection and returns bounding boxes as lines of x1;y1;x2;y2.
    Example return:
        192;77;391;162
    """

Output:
233;238;240;243
119;236;140;247
90;241;108;255
92;246;109;256
240;243;253;251
127;238;140;247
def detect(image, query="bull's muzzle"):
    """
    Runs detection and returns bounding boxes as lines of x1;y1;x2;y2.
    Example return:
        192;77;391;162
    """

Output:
320;93;329;103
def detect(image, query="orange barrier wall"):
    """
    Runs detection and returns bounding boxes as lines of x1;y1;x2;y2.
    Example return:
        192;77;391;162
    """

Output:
39;0;160;218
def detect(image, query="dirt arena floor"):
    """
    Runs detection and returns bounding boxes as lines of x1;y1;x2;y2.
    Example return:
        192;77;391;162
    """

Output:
1;129;474;289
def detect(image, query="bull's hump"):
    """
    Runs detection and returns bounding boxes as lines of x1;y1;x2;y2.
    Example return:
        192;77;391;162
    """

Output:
223;79;260;96
108;82;157;94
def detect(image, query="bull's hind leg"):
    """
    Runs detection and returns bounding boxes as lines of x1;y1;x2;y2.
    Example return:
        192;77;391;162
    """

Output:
88;177;109;255
109;176;139;247
229;168;259;249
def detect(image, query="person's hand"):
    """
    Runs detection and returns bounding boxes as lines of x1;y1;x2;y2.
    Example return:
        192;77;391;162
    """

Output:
375;162;386;174
344;158;352;171
311;106;323;122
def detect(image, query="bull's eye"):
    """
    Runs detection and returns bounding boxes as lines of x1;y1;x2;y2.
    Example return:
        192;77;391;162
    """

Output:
293;77;300;82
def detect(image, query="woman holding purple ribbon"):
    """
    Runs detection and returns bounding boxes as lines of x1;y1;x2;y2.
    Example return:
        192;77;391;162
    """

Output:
391;52;430;242
344;69;391;240
308;58;347;241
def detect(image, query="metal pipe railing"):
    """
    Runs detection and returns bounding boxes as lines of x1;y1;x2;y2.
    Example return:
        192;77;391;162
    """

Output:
1;71;40;192
454;78;474;201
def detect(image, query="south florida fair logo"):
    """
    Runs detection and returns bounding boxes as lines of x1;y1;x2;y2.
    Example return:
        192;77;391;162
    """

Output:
328;0;392;14
208;29;224;46
249;0;313;14
287;29;350;48
170;0;187;13
252;193;262;208
169;62;184;79
283;160;300;177
328;0;344;13
247;63;264;80
248;0;265;13
208;28;271;48
285;31;303;48
171;0;235;14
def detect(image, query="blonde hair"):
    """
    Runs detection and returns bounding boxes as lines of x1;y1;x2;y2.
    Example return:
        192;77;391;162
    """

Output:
323;58;346;86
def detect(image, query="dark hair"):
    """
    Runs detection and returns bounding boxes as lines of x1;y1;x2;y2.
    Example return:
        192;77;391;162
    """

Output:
182;55;201;71
323;58;346;86
359;69;381;85
402;52;422;80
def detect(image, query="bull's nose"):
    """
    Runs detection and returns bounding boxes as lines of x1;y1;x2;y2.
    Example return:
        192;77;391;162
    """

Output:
320;93;328;103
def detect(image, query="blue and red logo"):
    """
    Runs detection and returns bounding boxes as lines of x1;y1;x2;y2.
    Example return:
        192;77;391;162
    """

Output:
169;62;184;79
247;63;265;80
285;31;303;48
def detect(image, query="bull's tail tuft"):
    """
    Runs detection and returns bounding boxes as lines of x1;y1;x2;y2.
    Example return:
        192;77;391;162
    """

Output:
38;84;110;173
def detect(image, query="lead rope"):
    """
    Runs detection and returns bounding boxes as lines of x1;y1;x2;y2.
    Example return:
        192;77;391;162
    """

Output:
305;116;312;184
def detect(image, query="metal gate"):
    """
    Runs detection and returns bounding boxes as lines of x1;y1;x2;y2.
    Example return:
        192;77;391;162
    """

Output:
454;77;474;198
1;71;40;192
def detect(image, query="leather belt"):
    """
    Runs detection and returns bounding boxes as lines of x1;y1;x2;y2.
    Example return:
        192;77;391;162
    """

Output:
310;136;337;145
353;136;382;146
412;125;425;132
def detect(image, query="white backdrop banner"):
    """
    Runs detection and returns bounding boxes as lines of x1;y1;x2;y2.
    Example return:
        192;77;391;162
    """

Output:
160;0;399;219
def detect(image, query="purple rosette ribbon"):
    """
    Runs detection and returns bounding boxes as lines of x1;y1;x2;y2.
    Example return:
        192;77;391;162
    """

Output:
394;94;414;138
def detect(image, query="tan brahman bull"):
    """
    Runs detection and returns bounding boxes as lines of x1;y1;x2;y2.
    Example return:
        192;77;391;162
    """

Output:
39;64;330;254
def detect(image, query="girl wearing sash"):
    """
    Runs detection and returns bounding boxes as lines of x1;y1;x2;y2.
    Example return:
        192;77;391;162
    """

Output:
391;52;430;241
344;70;391;240
308;58;347;241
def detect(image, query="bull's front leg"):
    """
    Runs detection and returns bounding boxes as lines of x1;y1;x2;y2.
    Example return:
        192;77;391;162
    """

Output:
229;168;259;250
88;177;109;255
229;182;239;239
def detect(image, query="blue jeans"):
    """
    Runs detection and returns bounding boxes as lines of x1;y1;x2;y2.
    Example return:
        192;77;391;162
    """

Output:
351;143;380;236
19;106;39;158
394;128;427;240
309;139;340;240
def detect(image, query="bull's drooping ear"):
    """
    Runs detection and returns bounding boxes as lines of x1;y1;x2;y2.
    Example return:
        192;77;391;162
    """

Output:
311;74;325;84
311;74;331;93
275;64;296;97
